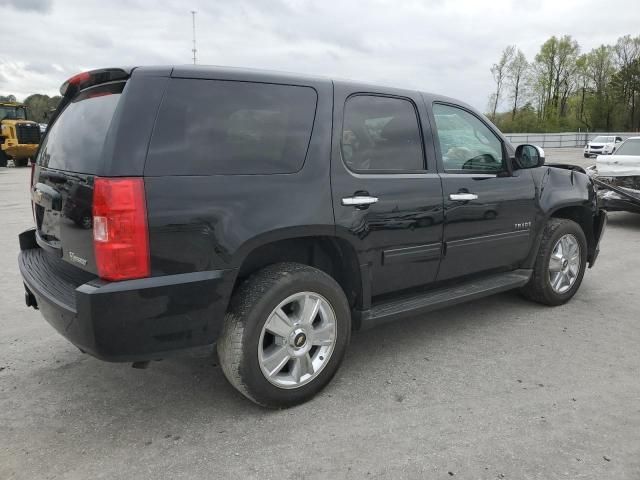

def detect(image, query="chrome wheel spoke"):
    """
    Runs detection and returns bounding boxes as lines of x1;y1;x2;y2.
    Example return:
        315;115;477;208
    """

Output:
299;294;321;325
549;255;563;273
265;308;293;339
291;353;314;383
551;272;564;291
311;324;335;346
261;346;290;377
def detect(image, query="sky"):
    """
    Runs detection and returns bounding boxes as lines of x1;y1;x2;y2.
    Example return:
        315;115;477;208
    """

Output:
1;0;639;111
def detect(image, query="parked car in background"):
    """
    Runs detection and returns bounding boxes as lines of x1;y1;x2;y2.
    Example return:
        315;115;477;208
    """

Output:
587;136;640;214
584;135;623;158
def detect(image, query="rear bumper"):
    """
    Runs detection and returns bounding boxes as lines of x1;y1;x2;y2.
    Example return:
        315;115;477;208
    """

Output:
18;228;235;362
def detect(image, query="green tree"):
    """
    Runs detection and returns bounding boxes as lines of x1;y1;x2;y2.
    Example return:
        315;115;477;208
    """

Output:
489;34;640;133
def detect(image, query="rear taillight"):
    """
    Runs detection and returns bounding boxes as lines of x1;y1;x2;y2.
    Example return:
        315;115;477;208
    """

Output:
92;177;150;281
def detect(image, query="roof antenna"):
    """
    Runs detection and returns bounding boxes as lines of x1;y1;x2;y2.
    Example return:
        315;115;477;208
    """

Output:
191;10;197;65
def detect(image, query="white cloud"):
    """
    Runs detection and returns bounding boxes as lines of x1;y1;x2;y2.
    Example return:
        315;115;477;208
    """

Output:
0;0;638;109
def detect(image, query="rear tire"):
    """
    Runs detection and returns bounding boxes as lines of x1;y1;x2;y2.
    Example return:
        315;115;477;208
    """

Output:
0;150;7;167
218;262;351;408
521;218;587;306
14;157;29;167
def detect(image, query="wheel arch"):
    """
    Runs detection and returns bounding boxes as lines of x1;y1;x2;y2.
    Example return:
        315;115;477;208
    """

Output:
548;204;598;264
523;202;599;269
232;233;364;313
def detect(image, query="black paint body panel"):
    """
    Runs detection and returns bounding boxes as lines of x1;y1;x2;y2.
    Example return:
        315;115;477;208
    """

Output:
18;65;607;362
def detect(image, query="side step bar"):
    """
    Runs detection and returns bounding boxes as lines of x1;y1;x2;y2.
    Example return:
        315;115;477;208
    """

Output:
358;269;532;330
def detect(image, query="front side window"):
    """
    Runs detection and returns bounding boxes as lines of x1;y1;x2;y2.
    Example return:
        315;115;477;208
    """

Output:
341;95;424;172
433;103;504;173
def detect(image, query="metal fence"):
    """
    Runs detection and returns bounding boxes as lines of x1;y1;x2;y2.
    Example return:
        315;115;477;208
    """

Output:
503;132;639;148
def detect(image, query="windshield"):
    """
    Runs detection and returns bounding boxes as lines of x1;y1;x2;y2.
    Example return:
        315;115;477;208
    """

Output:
614;139;640;156
592;136;614;143
0;106;27;120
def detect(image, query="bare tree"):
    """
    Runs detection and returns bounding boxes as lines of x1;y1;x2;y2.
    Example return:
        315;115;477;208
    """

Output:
507;49;528;120
490;45;515;120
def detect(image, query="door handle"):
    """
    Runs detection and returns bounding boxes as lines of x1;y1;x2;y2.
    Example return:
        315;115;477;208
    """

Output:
449;193;478;201
341;195;379;207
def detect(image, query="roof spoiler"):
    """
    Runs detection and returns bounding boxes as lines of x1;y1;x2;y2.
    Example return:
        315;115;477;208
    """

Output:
60;67;133;98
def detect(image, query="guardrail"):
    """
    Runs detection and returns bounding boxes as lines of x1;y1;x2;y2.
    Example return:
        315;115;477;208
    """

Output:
504;132;639;148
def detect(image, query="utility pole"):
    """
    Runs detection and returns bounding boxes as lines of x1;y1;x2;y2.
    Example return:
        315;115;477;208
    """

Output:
191;10;197;65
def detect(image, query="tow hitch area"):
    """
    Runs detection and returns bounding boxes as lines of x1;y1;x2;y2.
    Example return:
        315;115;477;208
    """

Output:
24;287;38;309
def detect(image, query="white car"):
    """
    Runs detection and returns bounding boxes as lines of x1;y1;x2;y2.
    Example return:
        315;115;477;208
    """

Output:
587;137;640;213
584;135;623;158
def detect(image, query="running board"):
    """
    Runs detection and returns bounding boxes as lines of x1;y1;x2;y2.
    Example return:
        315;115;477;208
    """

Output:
358;269;532;330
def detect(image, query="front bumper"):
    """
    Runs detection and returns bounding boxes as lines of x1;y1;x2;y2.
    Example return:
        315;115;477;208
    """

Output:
3;143;38;159
589;209;607;267
584;149;611;156
597;190;640;214
18;228;234;362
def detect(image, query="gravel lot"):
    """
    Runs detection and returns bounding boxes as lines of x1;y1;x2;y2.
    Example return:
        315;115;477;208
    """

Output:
1;149;639;479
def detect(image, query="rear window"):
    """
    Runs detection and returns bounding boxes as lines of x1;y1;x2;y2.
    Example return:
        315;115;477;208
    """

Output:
146;79;318;175
37;82;124;173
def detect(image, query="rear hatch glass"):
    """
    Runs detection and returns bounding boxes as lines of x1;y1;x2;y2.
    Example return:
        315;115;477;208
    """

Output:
38;82;124;174
32;81;125;273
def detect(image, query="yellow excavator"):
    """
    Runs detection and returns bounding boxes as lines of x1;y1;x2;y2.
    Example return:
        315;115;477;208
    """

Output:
0;102;41;167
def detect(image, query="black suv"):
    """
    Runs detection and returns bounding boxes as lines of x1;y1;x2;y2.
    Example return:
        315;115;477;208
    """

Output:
19;66;607;407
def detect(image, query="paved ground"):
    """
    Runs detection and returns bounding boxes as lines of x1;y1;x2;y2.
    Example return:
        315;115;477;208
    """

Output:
543;147;594;170
1;151;639;479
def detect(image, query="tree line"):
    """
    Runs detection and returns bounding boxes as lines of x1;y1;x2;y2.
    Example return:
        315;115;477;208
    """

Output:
489;35;640;133
0;94;61;124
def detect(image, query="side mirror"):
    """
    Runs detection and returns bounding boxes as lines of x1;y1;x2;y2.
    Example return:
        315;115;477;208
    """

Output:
514;144;545;169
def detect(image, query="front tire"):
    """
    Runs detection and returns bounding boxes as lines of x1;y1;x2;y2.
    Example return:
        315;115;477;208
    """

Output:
218;263;351;408
521;219;587;306
0;149;8;168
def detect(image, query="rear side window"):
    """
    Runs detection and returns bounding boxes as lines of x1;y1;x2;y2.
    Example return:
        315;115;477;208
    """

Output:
146;79;318;175
341;95;424;172
37;82;124;173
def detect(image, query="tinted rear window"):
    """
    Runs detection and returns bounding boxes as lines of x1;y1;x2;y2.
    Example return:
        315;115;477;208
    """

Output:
146;79;317;175
37;82;124;173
